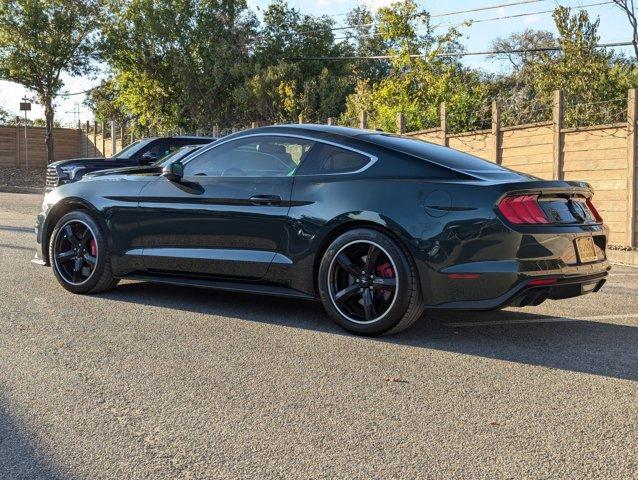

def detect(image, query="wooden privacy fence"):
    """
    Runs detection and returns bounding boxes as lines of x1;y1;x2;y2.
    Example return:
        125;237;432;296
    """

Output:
0;120;127;169
0;90;636;247
398;90;637;248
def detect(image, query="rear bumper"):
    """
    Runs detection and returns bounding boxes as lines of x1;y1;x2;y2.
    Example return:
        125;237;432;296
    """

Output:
418;217;611;309
431;269;608;310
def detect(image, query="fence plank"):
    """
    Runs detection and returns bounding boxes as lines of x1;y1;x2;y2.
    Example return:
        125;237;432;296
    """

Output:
553;90;564;180
627;88;637;247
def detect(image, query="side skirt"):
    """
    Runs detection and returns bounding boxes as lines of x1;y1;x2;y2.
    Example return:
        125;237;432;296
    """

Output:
118;274;317;301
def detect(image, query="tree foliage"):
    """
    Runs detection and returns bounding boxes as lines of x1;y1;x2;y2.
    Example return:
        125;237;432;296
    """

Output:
0;0;100;162
4;0;637;141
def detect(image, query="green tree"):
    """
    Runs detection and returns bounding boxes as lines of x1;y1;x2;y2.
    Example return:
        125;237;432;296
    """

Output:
0;104;13;124
341;0;490;133
236;0;354;124
344;5;390;84
100;0;257;132
0;0;101;163
530;7;637;126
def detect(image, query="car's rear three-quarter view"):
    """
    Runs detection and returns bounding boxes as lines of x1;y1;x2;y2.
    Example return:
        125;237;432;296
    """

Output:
33;125;610;336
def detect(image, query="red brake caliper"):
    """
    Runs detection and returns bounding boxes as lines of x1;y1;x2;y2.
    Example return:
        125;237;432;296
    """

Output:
376;262;394;296
90;238;97;256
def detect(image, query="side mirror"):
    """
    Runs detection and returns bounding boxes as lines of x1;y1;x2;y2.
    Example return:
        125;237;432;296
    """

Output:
140;151;158;165
162;161;184;182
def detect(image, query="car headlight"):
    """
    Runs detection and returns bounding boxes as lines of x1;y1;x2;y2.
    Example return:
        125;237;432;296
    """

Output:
58;165;85;180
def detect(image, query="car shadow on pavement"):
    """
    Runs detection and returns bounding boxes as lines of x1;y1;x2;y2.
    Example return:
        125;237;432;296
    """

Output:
102;281;638;382
0;404;68;480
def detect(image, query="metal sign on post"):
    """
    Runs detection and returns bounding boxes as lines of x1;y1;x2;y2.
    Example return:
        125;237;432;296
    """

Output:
19;100;31;169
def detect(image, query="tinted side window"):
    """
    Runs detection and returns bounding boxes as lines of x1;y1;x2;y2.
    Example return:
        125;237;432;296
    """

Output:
183;136;315;177
296;144;371;175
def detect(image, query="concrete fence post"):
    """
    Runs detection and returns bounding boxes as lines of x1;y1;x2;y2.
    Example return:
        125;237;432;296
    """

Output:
552;90;564;180
491;100;501;165
627;88;637;247
359;110;368;129
298;114;304;124
84;120;88;156
440;101;448;146
396;112;406;134
15;124;20;167
212;125;219;137
111;120;116;155
327;117;333;126
101;121;105;157
251;122;257;129
93;121;97;157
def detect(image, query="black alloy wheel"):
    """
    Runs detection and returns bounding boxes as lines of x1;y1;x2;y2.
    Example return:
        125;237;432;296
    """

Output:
328;240;398;324
49;210;118;294
53;220;97;285
318;228;424;336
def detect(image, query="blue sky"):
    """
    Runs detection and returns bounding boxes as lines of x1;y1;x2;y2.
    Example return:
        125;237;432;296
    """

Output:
0;0;629;124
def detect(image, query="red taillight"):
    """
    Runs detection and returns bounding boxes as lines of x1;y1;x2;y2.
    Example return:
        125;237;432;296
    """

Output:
528;278;558;286
498;195;549;224
585;198;603;223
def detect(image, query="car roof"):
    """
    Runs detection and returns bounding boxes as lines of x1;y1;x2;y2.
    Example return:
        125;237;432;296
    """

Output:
143;136;218;141
242;124;378;139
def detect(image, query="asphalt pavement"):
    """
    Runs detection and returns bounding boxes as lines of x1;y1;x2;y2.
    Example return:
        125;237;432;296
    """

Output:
0;192;636;479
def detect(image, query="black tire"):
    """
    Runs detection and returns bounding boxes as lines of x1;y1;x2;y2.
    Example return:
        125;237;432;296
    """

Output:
318;228;424;336
49;210;119;294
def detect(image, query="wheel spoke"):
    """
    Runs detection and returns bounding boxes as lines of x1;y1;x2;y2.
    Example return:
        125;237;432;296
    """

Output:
362;289;377;320
72;257;83;282
63;225;79;247
336;253;361;278
56;250;75;263
334;283;361;305
364;245;381;274
80;227;92;247
83;253;96;267
373;277;396;289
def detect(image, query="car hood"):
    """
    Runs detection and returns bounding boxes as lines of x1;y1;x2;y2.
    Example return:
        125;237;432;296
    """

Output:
49;157;114;168
85;165;161;177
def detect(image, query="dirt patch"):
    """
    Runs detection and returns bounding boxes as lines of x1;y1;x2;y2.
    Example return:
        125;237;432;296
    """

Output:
0;167;46;189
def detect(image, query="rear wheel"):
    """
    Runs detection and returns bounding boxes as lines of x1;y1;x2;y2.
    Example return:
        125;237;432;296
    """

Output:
318;228;424;336
49;210;118;294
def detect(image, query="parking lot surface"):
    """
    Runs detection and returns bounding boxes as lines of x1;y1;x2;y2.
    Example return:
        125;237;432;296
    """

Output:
1;192;636;479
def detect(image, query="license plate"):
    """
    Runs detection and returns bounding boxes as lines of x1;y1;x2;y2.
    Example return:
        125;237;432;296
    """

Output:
575;236;597;263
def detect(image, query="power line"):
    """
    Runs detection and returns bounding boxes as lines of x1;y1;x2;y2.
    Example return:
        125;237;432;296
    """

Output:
432;0;550;17
56;86;100;97
441;0;612;26
283;0;566;37
333;0;613;41
295;40;634;60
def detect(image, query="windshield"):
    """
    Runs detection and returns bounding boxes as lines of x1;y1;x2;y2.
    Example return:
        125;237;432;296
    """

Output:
111;139;149;160
155;146;200;166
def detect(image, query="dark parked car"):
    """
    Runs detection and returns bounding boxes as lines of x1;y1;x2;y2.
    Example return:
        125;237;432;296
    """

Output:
34;125;609;336
45;135;216;191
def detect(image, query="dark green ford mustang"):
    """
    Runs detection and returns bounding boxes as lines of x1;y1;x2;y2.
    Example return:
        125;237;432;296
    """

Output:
34;125;610;336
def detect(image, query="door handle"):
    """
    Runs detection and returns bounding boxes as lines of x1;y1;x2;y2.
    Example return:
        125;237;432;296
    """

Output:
249;195;282;205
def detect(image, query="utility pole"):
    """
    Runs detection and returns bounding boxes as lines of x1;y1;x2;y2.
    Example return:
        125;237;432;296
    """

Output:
19;98;31;168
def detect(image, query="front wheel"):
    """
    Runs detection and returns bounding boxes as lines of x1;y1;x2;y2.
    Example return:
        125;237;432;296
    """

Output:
49;210;118;294
318;228;424;336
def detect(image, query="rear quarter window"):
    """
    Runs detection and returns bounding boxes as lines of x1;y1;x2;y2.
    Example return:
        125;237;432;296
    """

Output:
363;133;508;173
296;144;371;175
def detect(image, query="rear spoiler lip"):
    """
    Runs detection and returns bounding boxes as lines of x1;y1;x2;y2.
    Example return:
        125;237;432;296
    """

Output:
497;180;593;199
